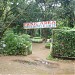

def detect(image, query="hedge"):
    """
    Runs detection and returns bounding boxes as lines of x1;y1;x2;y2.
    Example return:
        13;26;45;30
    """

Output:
0;29;32;56
51;29;75;58
31;37;43;43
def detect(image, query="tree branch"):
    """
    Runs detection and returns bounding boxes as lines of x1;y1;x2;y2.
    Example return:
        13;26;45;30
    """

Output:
0;2;32;39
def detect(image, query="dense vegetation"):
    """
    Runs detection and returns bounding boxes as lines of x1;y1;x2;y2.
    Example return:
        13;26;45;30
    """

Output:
0;0;75;57
52;28;75;58
0;29;32;55
0;0;75;39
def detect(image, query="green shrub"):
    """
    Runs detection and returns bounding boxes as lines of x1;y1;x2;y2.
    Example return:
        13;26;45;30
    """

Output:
51;29;75;58
1;29;32;55
45;43;50;49
33;37;42;39
32;37;43;43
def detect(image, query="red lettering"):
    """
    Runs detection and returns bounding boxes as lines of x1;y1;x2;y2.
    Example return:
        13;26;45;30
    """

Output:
52;21;56;24
33;22;35;26
40;22;43;25
48;21;51;24
30;23;33;26
34;22;37;26
27;23;30;26
44;21;47;24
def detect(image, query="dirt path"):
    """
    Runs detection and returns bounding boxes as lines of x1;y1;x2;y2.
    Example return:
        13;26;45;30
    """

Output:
0;43;75;75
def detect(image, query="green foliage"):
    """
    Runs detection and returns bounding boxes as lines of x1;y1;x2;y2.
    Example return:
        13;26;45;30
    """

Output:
1;29;32;55
61;27;71;30
33;37;42;39
32;37;43;43
45;43;50;49
56;20;69;28
47;36;51;39
0;0;75;40
47;54;59;61
52;29;75;58
42;29;52;39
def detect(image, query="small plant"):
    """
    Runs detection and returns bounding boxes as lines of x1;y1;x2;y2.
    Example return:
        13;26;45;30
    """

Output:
45;43;50;49
47;54;59;61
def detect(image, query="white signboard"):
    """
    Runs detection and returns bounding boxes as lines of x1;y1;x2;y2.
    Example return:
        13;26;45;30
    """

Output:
23;21;56;29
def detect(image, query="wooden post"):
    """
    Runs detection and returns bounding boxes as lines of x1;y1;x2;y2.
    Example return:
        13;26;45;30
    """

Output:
26;29;27;34
40;28;41;37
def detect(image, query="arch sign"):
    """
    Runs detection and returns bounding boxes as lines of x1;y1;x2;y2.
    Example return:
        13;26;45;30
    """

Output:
23;21;56;29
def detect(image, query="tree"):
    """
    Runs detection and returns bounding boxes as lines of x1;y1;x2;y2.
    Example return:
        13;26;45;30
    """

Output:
60;0;75;28
0;0;32;39
0;0;75;39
